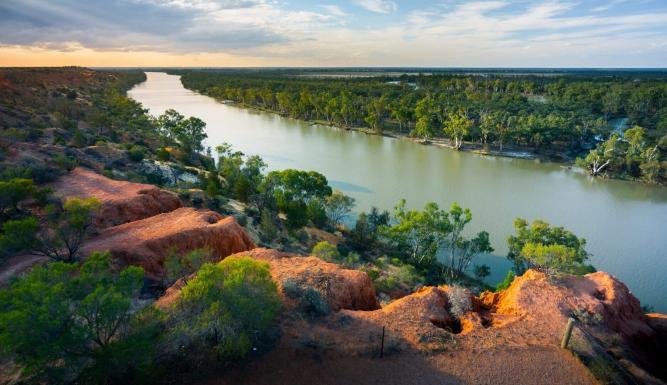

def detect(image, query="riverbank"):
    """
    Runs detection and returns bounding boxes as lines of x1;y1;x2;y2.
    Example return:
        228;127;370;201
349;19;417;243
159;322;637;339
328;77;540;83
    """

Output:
208;98;667;187
212;100;554;161
314;121;542;160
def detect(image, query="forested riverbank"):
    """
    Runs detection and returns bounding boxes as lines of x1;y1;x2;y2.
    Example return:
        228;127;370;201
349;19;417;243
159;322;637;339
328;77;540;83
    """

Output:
173;69;667;185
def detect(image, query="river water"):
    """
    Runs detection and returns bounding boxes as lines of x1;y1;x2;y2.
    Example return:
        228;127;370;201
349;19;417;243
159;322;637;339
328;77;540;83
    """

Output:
129;72;667;312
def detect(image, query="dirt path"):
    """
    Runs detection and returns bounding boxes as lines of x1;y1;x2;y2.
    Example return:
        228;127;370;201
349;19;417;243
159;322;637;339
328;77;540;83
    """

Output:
205;346;597;385
0;255;46;286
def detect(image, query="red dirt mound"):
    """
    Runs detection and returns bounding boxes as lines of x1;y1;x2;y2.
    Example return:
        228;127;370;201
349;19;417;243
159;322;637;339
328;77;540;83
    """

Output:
156;248;380;312
81;207;255;279
51;167;182;228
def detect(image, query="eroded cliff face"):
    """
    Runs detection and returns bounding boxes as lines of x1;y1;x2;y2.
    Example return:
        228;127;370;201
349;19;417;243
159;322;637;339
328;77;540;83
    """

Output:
82;208;255;280
51;167;182;228
50;168;255;280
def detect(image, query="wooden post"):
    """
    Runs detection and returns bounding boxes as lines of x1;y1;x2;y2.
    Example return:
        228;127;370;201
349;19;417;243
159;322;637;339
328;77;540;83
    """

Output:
561;318;575;349
380;326;385;358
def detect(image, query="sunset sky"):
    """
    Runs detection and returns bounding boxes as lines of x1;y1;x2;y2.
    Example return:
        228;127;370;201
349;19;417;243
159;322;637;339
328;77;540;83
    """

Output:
1;0;666;67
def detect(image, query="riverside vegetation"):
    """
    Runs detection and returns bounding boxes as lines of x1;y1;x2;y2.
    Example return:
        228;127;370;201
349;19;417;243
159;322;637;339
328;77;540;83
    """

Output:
0;67;647;384
175;69;667;185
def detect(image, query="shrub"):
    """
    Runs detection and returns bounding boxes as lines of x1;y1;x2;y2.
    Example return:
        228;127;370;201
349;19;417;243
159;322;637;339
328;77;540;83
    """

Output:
282;279;330;317
0;178;37;216
155;147;171;161
33;197;101;262
53;153;77;171
259;208;279;242
312;241;340;262
164;257;280;366
495;270;515;292
128;145;145;162
163;248;214;287
0;217;39;259
374;275;400;293
234;213;248;227
447;286;472;319
473;264;491;281
0;252;146;383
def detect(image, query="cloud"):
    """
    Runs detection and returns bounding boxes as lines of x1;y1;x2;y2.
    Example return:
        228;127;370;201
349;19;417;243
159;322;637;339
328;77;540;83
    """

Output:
355;0;397;14
0;0;666;67
0;0;335;52
320;5;348;17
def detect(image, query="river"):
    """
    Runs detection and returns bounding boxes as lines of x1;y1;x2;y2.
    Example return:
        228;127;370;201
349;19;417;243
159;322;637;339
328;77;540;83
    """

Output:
129;72;667;312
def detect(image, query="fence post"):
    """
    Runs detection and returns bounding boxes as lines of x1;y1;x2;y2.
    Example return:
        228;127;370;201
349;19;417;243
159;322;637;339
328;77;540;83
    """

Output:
380;326;385;358
561;317;575;349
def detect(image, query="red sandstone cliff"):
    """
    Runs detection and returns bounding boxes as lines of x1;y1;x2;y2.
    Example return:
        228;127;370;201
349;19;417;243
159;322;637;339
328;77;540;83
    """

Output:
51;167;182;228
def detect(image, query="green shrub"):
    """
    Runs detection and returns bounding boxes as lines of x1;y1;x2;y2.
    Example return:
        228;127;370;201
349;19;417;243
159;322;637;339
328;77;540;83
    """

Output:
164;257;280;366
234;213;248;227
374;275;400;293
495;271;516;292
0;217;39;258
155;147;171;161
163;248;214;287
128;146;145;162
0;252;146;383
259;208;279;243
312;241;340;262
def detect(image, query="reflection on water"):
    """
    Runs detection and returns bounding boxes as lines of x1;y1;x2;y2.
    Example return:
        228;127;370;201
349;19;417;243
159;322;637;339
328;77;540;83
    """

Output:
129;72;667;312
329;180;373;194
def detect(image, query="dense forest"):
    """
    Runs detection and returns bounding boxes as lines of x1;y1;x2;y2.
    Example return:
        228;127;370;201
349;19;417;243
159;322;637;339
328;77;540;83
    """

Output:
175;70;667;185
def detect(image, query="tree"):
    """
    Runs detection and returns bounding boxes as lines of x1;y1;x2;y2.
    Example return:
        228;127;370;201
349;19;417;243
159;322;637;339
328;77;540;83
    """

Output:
443;111;473;150
473;264;491;281
349;207;389;253
164;257;280;366
414;116;433;140
258;208;279;242
384;200;451;268
33;197;101;262
157;109;208;159
0;252;145;382
443;203;493;281
325;190;355;227
0;217;39;259
262;169;332;229
0;178;37;217
624;125;646;156
507;218;590;275
174;117;207;158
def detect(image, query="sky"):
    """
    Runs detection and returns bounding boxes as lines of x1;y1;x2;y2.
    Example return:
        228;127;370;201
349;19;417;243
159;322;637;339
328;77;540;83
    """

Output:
0;0;666;67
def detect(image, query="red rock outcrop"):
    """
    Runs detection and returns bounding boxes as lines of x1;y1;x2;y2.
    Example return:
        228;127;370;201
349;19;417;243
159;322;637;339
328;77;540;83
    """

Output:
156;248;380;312
51;167;182;228
82;207;255;279
480;270;654;341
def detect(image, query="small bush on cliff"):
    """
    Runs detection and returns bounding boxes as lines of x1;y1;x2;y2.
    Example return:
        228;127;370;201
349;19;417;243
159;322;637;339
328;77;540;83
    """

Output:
164;256;280;368
495;270;515;292
283;279;330;318
448;286;472;319
0;251;147;383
